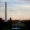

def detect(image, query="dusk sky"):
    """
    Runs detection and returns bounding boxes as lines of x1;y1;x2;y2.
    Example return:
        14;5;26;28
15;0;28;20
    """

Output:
0;0;30;20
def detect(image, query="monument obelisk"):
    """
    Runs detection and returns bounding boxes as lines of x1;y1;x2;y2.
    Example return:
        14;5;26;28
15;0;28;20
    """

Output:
5;2;7;22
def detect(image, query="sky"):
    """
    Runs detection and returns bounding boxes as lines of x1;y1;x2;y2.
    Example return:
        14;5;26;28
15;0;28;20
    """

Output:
0;0;30;20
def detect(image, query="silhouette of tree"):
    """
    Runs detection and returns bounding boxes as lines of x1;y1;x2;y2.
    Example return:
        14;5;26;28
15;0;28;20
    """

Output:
0;18;4;30
7;17;12;30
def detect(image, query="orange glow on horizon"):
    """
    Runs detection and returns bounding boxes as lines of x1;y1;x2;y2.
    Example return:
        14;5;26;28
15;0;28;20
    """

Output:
0;16;30;20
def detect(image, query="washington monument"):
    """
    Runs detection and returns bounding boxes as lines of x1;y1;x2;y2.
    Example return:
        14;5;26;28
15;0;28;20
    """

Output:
5;2;7;22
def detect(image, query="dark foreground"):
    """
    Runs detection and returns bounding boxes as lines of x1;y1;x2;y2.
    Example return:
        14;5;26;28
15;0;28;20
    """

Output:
0;18;30;30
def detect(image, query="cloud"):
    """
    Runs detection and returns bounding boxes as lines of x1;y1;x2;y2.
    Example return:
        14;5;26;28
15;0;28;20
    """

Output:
1;0;30;5
16;0;24;1
24;0;30;1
